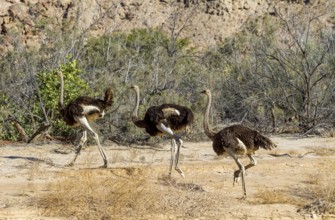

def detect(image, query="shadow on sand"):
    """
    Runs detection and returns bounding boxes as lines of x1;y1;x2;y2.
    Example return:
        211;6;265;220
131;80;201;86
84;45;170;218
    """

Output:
0;155;61;167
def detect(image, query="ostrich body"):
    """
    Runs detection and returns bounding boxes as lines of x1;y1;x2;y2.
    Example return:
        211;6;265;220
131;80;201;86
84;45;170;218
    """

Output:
58;71;113;167
130;85;194;177
201;89;276;197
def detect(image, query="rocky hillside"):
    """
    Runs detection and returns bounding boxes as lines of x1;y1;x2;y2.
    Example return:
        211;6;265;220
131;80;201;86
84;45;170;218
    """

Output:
0;0;334;53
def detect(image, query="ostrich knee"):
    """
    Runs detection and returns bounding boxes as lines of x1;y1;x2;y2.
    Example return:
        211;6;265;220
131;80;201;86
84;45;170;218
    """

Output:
244;155;257;170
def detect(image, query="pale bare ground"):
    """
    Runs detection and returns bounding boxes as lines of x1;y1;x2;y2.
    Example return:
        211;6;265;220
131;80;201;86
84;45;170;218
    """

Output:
0;134;334;219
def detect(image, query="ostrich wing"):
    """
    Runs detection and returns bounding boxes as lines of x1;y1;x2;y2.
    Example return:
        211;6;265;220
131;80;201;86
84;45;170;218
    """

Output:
162;107;180;118
160;104;194;131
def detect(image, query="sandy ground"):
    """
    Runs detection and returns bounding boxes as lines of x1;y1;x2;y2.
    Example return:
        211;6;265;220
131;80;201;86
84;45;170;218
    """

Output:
0;134;334;219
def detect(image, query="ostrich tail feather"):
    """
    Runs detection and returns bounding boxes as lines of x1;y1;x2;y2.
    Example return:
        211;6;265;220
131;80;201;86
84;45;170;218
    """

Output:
104;87;113;106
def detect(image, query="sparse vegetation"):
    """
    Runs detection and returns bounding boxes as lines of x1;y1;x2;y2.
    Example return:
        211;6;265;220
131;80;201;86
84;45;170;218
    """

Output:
0;1;335;219
307;147;335;157
38;169;150;219
255;188;304;206
37;169;219;219
1;5;334;142
299;159;335;215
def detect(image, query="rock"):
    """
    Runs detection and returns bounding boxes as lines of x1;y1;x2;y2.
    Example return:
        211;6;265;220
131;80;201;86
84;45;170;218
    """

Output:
0;0;333;53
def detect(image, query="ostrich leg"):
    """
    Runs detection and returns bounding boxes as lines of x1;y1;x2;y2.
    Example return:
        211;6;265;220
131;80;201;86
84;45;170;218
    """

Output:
233;154;257;184
170;139;176;175
226;148;247;197
157;123;185;178
75;116;108;168
174;138;184;177
67;130;87;166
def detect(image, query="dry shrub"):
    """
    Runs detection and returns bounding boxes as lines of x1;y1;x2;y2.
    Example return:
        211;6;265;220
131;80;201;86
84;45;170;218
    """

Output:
312;127;335;137
38;168;154;219
37;168;238;219
254;189;303;205
298;159;335;215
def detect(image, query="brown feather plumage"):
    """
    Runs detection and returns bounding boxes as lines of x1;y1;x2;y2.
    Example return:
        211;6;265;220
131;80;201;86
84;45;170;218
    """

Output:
59;92;113;127
201;89;276;197
130;85;194;177
135;104;194;136
213;124;277;156
57;70;113;167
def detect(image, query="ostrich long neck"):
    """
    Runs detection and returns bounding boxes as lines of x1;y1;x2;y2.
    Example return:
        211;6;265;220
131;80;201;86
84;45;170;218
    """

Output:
203;93;216;140
132;88;145;128
58;71;65;110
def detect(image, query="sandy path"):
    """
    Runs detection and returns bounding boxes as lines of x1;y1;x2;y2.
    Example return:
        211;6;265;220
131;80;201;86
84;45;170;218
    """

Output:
0;134;334;219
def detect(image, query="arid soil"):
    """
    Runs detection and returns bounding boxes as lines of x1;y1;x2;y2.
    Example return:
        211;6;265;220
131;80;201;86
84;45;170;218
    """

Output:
0;134;334;219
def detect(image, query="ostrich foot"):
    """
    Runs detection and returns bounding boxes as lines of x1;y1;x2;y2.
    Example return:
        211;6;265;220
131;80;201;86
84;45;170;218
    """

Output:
65;162;75;167
238;194;247;200
233;170;241;186
99;161;108;168
176;168;185;178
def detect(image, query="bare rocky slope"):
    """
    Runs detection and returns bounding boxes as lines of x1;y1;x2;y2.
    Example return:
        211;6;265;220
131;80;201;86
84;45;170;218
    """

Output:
0;0;334;53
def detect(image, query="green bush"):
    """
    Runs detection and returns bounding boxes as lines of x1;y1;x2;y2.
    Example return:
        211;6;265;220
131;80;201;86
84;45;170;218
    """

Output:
37;59;91;136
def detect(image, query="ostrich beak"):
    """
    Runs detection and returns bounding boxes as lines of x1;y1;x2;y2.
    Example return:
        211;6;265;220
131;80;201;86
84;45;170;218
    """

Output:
130;85;139;90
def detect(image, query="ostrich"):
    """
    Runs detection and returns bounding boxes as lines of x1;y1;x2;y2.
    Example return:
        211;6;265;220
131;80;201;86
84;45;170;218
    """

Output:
130;85;194;177
200;89;277;197
57;71;113;168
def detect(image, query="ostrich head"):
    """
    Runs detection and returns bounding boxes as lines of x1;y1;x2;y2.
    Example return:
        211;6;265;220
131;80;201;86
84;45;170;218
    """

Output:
56;70;64;82
200;89;211;96
130;85;139;92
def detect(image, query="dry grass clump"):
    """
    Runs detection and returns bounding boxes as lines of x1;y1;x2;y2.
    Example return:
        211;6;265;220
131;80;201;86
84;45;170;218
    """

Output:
298;159;335;216
254;189;303;205
37;168;219;219
307;147;335;157
37;168;154;219
154;174;221;218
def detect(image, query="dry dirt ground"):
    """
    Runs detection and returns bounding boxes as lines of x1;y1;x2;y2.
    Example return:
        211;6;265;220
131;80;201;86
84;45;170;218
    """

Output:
0;134;334;219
